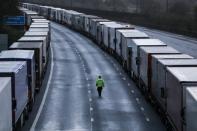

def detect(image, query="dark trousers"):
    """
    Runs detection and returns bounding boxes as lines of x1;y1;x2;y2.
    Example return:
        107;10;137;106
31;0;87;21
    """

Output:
97;87;103;97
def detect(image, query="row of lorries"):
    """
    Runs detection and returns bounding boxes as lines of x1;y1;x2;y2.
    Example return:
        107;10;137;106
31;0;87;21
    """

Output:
11;2;197;131
0;7;51;131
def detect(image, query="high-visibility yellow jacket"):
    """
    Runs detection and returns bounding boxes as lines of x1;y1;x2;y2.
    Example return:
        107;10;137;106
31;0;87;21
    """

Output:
96;78;104;88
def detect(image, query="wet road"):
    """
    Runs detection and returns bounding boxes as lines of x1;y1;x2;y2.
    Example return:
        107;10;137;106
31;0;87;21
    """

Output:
30;22;166;131
137;26;197;58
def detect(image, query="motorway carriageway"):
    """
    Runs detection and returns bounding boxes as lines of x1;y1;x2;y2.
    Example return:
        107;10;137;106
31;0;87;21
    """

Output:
23;21;197;131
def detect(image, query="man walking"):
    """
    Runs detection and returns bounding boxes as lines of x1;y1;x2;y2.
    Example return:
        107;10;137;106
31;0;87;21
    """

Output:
96;75;105;98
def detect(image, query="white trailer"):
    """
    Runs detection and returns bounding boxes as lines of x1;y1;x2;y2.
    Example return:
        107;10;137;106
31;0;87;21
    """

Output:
10;42;43;89
0;61;28;127
0;50;36;111
18;36;47;69
151;54;193;110
0;77;12;131
139;46;180;91
166;67;197;131
96;21;114;45
115;29;135;56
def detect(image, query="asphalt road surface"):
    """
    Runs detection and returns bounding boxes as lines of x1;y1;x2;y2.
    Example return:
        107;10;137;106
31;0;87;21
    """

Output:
27;22;167;131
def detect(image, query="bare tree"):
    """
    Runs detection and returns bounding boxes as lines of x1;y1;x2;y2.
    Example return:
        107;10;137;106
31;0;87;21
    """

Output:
0;0;19;18
140;0;161;16
194;5;197;22
169;1;190;16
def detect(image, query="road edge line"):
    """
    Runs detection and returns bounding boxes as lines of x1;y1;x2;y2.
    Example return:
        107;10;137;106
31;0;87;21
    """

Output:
30;42;54;131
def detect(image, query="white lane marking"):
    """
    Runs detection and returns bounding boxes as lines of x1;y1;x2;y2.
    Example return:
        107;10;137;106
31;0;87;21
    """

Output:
88;90;91;94
119;72;122;75
91;118;94;122
30;43;54;131
122;77;126;80
86;78;89;81
89;98;92;102
136;98;139;101
90;107;93;111
131;90;135;93
140;107;144;111
146;117;150;122
128;83;131;86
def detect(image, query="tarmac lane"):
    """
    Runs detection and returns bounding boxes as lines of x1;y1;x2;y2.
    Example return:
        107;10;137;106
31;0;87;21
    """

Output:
29;22;166;131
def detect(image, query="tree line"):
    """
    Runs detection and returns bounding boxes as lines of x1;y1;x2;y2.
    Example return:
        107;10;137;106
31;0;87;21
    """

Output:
137;0;197;37
0;0;19;19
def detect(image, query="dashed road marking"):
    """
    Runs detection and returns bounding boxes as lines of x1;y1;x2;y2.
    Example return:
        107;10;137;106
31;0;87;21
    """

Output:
146;117;150;122
89;98;92;102
88;90;91;94
90;107;93;111
128;83;131;86
140;107;144;111
136;98;139;101
122;77;126;80
91;118;94;122
131;90;135;93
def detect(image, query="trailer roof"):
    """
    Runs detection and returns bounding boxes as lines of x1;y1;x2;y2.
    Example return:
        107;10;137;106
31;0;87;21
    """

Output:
10;42;42;49
0;61;26;73
104;22;129;28
64;10;79;14
0;50;34;59
24;11;38;15
31;21;50;25
30;25;49;28
152;54;193;59
24;31;48;36
91;18;110;22
31;23;49;25
140;46;180;54
98;21;114;25
29;28;49;32
117;29;135;33
19;7;28;11
167;67;197;82
30;16;45;19
132;38;166;46
121;30;149;38
32;19;49;22
18;36;46;42
82;14;100;18
159;59;197;66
